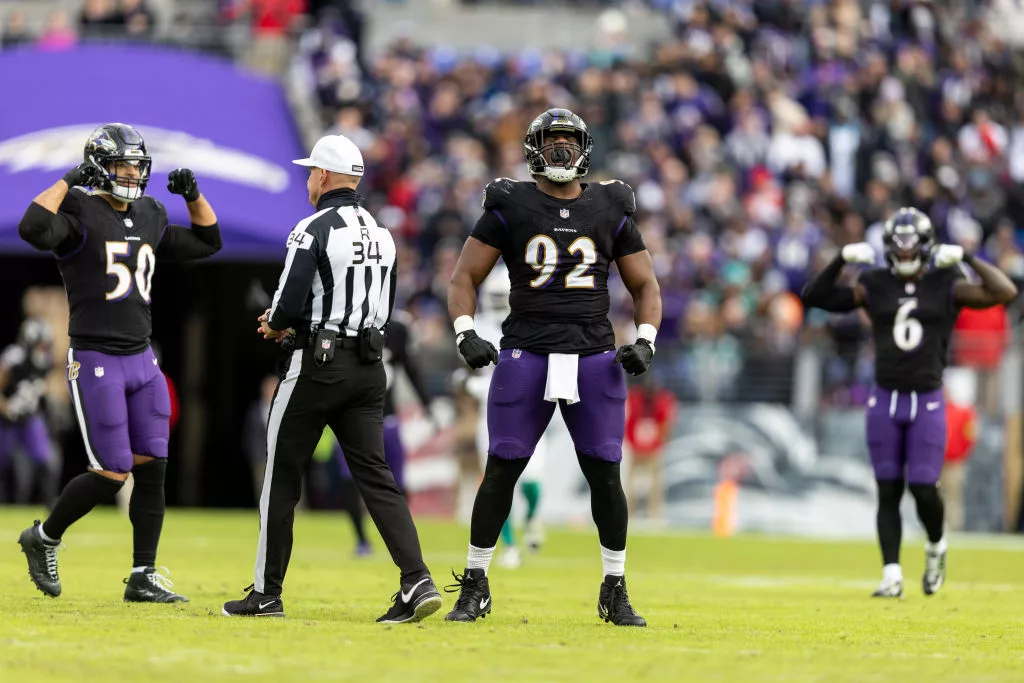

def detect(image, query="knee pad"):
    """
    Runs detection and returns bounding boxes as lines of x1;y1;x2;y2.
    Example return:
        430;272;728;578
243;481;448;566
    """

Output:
577;452;622;490
132;458;167;487
480;455;528;492
909;483;941;504
877;479;905;509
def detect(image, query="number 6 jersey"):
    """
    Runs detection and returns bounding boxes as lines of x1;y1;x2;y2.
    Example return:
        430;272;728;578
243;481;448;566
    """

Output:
20;188;221;355
859;266;964;392
470;178;647;355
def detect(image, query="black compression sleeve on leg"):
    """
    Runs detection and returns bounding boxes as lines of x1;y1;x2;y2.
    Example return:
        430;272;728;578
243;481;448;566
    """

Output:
469;455;529;549
909;483;945;543
876;479;905;566
577;453;629;552
129;459;167;568
42;472;124;539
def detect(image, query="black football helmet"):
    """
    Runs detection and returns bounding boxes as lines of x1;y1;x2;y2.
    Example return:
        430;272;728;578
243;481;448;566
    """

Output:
84;123;151;202
524;108;592;183
882;207;936;278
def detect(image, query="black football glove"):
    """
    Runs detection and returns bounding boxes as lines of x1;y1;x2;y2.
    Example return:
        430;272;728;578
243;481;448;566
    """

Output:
63;161;104;188
456;330;498;369
167;168;201;202
614;338;654;376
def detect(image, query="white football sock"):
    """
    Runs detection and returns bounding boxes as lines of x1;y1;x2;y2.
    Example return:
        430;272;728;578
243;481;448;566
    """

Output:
37;525;58;544
467;544;495;575
132;566;148;574
883;563;903;583
925;537;947;555
601;546;626;577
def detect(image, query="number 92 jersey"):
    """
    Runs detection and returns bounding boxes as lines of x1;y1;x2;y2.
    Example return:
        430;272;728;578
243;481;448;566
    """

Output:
469;178;647;355
859;266;964;392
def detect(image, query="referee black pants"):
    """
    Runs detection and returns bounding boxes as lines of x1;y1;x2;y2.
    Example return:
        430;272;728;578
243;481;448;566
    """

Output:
254;344;428;596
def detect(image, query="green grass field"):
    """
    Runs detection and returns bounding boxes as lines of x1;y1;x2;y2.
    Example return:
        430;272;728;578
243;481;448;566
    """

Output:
1;507;1023;683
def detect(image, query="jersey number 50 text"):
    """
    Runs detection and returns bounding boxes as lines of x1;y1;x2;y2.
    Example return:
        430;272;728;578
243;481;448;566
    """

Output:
105;241;156;302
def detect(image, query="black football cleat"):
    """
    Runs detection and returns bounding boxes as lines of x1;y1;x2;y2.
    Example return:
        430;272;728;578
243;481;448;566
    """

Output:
123;567;189;603
923;547;947;596
444;568;492;622
18;520;62;597
376;575;443;624
222;584;284;617
598;575;646;627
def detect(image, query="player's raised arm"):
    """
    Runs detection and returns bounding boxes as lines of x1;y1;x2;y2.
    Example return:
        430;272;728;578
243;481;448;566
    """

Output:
801;243;873;312
938;247;1019;308
17;163;101;252
448;236;501;369
156;169;222;260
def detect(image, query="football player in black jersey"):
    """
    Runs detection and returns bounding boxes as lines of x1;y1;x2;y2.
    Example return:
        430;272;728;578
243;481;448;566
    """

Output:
803;207;1016;598
444;108;662;626
0;319;57;504
15;123;222;602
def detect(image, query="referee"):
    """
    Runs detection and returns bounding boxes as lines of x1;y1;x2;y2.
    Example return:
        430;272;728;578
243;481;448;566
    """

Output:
223;135;443;623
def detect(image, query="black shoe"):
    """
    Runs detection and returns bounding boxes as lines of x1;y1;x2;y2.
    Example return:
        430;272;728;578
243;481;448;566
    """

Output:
376;575;443;623
18;520;61;598
598;575;646;627
123;567;189;603
444;568;492;622
222;584;285;617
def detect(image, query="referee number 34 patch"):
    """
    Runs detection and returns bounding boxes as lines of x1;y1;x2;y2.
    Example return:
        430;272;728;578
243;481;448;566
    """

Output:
287;230;313;250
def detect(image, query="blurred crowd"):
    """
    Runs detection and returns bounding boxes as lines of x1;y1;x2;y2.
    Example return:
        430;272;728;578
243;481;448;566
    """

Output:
297;0;1024;403
3;0;1023;404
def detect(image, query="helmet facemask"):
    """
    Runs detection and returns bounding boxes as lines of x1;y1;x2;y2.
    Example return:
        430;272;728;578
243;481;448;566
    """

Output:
84;123;152;203
524;109;592;184
93;157;151;202
883;208;936;278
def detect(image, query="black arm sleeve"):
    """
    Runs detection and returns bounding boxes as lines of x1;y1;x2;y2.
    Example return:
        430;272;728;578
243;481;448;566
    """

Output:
469;210;509;251
157;223;223;261
801;255;859;312
18;202;82;254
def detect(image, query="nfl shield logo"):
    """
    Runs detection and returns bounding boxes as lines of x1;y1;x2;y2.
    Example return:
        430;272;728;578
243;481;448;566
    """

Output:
559;208;570;220
321;339;331;350
94;367;104;378
512;349;522;359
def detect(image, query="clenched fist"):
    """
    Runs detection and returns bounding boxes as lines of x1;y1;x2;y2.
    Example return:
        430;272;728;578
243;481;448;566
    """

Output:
167;168;200;203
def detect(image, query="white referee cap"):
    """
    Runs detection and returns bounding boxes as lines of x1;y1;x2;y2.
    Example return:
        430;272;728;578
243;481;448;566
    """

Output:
293;135;364;177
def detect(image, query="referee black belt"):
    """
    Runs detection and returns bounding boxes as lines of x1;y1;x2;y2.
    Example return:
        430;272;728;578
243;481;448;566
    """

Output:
288;326;355;351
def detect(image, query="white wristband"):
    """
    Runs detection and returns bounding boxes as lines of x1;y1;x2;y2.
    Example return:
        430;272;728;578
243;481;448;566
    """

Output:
453;315;475;335
637;323;658;344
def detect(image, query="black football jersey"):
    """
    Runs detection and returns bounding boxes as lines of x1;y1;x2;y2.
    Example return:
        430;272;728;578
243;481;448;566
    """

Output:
0;343;52;422
470;179;647;355
860;266;964;392
34;189;220;355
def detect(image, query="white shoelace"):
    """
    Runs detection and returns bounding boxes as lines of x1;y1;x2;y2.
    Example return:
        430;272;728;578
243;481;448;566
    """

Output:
43;543;64;580
146;566;175;591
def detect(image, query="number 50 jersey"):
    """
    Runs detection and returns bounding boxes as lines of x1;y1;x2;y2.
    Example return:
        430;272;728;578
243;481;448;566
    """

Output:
470;179;647;355
859;266;964;393
35;188;221;355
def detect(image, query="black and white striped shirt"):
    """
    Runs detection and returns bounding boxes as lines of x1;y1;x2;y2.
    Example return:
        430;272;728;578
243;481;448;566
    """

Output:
268;188;397;337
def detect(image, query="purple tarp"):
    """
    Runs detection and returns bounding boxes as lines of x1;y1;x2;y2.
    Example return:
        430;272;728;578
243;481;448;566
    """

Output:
0;45;311;259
